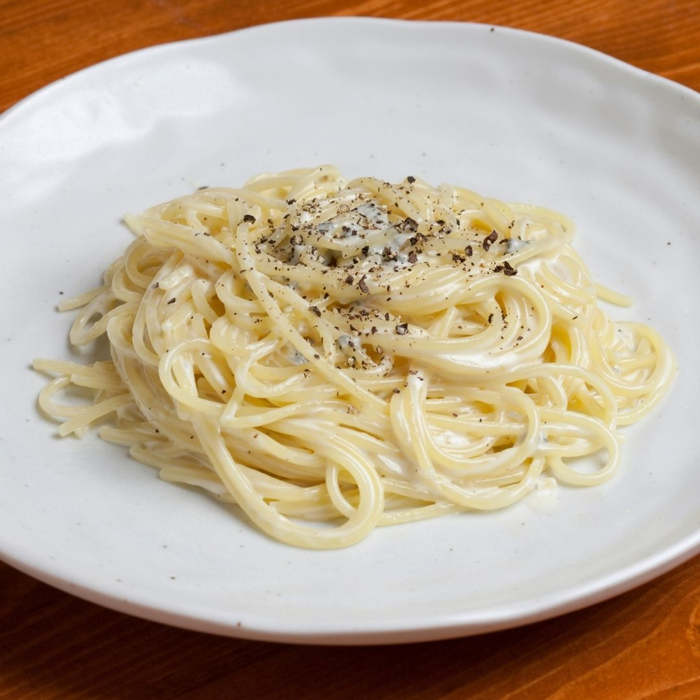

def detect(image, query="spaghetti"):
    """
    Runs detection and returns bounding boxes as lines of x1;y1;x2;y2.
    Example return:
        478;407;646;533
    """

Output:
34;166;675;548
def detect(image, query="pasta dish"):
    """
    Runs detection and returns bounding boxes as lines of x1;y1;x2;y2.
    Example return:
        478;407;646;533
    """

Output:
34;166;675;548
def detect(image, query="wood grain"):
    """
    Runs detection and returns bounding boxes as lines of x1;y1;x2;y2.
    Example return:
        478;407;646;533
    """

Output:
1;1;699;697
1;0;699;113
0;557;699;698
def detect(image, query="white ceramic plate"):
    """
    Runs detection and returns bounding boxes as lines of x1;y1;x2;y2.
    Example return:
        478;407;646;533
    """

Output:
1;18;698;645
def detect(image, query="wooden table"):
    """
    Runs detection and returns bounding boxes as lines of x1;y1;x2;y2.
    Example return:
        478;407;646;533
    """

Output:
1;1;699;697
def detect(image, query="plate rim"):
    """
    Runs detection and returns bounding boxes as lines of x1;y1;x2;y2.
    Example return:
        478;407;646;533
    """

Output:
2;523;699;644
1;16;698;645
2;16;698;125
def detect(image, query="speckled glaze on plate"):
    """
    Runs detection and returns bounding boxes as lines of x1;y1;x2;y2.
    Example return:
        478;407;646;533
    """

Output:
1;18;698;644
